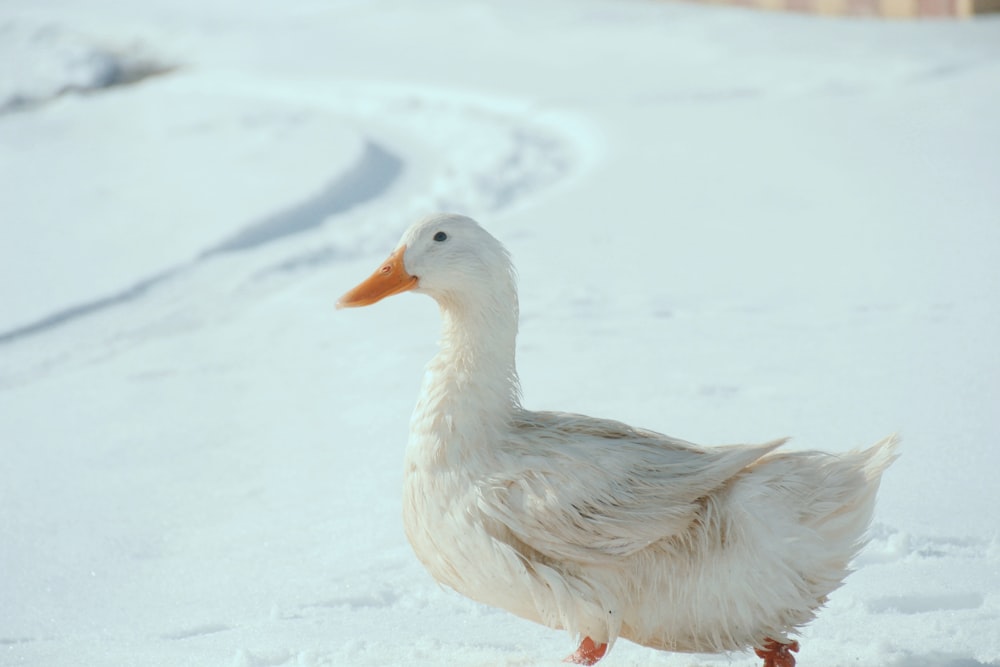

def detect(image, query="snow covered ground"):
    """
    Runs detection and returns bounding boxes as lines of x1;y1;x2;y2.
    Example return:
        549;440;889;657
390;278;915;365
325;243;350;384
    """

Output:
2;1;999;666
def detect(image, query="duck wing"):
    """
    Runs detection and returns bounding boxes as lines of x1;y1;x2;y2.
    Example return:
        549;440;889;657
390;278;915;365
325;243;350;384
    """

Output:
477;411;784;564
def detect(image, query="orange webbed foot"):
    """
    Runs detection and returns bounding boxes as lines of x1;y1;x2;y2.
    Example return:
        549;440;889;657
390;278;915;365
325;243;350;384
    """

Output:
564;636;608;665
754;638;800;667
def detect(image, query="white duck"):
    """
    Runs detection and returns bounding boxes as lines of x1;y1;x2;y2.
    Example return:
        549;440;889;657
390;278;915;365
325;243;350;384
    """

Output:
338;213;898;667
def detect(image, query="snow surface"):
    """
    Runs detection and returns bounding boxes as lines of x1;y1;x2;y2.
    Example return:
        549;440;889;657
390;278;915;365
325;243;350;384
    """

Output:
2;1;999;666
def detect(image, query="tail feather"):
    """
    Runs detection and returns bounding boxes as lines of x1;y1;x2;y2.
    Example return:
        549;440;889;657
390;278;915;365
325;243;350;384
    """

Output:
815;433;900;567
859;433;901;482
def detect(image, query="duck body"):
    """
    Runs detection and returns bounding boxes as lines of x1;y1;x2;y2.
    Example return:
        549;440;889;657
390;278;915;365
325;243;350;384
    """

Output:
339;213;898;662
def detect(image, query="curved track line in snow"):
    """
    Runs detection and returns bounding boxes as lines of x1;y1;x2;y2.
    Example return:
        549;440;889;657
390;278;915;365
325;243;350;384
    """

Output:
0;268;179;346
202;140;402;257
0;77;585;356
171;75;588;221
0;140;402;346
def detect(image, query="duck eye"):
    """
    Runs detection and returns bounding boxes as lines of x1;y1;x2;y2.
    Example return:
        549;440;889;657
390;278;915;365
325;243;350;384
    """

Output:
433;231;448;242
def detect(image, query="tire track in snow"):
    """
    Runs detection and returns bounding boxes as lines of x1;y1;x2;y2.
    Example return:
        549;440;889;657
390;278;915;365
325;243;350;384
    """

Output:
850;522;1000;666
0;77;584;387
0;139;402;345
202;140;402;257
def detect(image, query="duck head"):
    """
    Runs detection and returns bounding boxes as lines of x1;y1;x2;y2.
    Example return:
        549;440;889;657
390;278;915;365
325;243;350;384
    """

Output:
337;213;515;310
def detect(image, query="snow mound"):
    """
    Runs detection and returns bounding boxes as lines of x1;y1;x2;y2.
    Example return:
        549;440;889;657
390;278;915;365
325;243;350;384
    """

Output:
0;19;171;113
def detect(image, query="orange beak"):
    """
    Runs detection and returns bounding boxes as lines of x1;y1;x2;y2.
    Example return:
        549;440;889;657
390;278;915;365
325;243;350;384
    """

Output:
336;246;418;309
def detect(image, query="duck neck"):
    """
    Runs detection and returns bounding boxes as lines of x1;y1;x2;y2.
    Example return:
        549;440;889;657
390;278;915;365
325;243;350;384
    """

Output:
411;287;521;463
437;294;521;410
